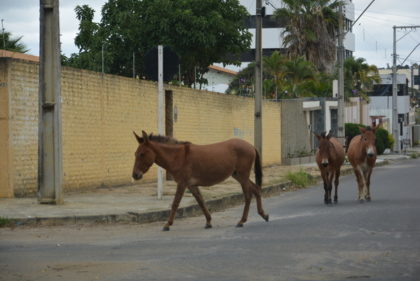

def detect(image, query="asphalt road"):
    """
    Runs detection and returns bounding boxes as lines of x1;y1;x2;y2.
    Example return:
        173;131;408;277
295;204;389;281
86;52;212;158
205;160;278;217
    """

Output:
1;158;420;281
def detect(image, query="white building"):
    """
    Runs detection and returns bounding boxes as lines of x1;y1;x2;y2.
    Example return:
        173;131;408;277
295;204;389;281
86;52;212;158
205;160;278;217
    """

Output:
202;65;238;93
368;74;415;149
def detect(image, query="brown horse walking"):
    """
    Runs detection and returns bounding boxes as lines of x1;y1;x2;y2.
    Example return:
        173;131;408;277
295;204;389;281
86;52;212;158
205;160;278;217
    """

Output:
347;125;377;202
132;131;269;231
315;131;345;204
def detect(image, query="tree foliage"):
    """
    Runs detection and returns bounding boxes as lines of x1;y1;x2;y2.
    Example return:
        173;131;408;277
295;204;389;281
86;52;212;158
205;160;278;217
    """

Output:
62;0;252;86
344;57;380;101
226;51;333;99
1;31;29;53
274;0;343;74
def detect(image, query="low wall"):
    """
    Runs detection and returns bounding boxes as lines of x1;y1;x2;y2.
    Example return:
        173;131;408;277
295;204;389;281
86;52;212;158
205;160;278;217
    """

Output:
0;58;282;197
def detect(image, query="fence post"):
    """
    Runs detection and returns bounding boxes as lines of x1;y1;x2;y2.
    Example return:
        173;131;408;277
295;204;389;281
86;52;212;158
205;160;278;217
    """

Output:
38;0;63;204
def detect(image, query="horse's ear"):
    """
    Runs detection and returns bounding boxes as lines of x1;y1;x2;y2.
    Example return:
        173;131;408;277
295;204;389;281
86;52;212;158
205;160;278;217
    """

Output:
359;127;366;134
326;130;333;139
133;131;144;144
141;130;149;143
313;132;321;141
372;121;381;131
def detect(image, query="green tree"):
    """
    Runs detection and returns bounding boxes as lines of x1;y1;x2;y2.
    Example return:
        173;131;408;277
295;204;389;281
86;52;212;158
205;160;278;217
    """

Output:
63;0;251;86
343;57;380;100
1;31;29;53
274;0;343;73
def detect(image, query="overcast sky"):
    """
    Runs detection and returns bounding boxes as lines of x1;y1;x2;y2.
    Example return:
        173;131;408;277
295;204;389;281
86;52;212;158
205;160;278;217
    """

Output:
1;0;419;69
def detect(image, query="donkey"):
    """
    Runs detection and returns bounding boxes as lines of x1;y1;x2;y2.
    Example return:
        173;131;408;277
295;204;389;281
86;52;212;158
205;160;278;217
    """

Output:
315;131;345;204
132;131;269;231
347;125;377;202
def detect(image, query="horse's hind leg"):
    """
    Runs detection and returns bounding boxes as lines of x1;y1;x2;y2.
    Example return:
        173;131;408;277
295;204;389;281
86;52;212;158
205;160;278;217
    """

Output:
237;182;252;227
249;180;269;222
188;186;212;229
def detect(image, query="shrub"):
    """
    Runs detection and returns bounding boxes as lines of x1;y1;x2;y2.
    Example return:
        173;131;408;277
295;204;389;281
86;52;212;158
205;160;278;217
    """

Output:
388;133;395;149
345;123;366;147
375;127;389;155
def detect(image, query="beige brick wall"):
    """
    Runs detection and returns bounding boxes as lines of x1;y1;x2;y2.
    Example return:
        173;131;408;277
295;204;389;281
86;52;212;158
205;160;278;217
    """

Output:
0;58;282;197
171;87;281;164
8;60;39;196
0;58;14;197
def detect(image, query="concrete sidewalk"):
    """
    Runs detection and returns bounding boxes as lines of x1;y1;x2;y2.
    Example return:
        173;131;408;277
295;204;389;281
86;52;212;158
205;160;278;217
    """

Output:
0;150;416;227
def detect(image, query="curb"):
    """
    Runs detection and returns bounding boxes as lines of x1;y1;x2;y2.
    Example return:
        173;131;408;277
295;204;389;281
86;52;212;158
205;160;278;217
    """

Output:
3;160;392;228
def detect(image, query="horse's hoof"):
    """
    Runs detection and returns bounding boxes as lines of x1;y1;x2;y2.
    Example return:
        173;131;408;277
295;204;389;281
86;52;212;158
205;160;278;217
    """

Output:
366;197;371;202
205;224;212;229
236;223;244;228
334;198;338;204
162;225;170;231
359;199;365;203
264;214;269;222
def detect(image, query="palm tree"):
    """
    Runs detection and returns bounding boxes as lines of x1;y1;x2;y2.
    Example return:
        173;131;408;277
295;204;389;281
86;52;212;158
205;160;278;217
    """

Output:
282;56;319;98
344;57;380;100
1;31;29;53
274;0;343;74
263;51;288;99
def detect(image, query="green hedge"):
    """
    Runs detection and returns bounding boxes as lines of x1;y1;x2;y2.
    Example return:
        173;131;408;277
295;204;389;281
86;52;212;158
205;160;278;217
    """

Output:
345;123;392;155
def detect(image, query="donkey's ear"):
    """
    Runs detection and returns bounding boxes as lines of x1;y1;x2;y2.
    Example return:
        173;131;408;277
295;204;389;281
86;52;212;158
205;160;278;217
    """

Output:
133;131;144;144
141;130;149;143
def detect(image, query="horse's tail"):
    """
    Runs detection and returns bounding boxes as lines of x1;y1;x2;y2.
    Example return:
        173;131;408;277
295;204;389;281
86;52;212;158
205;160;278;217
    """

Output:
254;149;263;187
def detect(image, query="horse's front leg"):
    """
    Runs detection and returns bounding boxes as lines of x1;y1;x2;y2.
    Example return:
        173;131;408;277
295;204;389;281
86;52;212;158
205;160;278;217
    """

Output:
333;168;341;203
188;185;212;229
163;184;186;231
327;169;335;204
321;170;329;204
354;166;366;202
365;167;373;202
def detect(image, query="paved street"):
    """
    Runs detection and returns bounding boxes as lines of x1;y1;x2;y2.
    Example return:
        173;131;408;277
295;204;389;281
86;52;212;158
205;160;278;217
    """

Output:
1;158;419;281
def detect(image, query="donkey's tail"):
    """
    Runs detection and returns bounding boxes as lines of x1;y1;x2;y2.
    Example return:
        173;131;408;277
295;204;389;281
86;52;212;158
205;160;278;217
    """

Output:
254;149;263;187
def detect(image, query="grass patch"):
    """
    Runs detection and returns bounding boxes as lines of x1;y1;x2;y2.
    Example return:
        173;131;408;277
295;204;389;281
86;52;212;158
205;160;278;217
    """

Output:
0;217;14;228
410;152;418;159
286;170;316;188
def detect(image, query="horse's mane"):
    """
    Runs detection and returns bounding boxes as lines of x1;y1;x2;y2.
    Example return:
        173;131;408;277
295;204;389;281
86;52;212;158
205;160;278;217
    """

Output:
149;134;190;145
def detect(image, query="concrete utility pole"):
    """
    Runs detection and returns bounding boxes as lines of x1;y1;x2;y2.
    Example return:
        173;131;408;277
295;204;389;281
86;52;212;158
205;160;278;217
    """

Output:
254;0;263;158
38;0;63;204
1;19;5;49
157;45;165;199
337;4;345;142
392;25;420;153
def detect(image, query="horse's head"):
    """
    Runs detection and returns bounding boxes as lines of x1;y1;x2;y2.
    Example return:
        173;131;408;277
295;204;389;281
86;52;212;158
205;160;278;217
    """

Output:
315;131;333;167
359;126;377;158
132;130;156;180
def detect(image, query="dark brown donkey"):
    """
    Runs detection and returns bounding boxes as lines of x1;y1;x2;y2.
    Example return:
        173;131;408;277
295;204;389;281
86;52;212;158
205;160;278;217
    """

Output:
347;125;377;202
315;131;345;204
132;131;269;231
